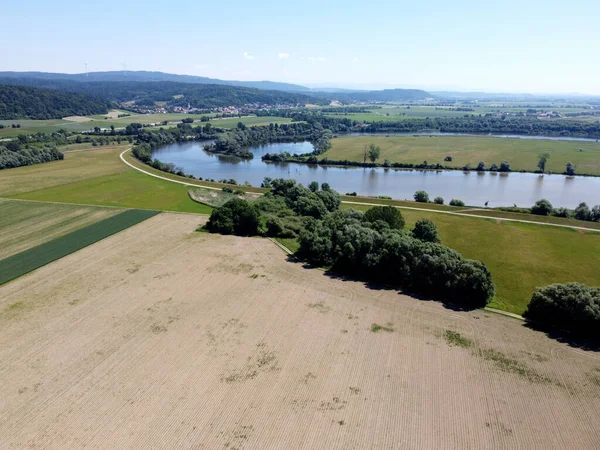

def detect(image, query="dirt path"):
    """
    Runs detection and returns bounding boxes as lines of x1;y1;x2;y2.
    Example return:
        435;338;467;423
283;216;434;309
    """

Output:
0;214;598;449
120;149;600;233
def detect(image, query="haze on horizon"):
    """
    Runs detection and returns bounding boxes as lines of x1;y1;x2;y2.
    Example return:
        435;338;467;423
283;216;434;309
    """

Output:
2;0;599;95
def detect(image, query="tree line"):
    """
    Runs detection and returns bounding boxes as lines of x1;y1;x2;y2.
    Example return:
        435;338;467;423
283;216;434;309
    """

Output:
204;178;495;308
0;144;63;169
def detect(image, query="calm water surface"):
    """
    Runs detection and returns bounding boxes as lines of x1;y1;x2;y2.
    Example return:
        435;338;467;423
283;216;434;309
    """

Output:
153;141;600;208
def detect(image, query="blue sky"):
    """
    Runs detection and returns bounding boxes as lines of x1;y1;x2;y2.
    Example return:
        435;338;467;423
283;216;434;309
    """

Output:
2;0;599;94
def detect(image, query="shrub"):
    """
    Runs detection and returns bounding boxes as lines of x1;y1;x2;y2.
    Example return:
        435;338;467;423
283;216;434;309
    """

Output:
205;198;260;236
476;161;486;171
444;155;453;162
222;186;234;193
364;205;405;229
575;202;591;221
565;162;576;176
553;207;571;218
414;190;429;203
499;161;511;172
433;197;444;205
531;199;553;216
449;199;465;207
412;219;440;243
524;283;600;341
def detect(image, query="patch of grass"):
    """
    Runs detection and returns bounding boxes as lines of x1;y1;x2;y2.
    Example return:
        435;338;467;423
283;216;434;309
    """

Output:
324;135;600;176
0;209;160;285
479;348;550;383
274;237;300;253
443;330;474;348
371;323;394;333
342;203;600;315
7;301;24;311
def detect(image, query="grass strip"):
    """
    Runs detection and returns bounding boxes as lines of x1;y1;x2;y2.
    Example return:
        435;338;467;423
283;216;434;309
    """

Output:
0;209;159;285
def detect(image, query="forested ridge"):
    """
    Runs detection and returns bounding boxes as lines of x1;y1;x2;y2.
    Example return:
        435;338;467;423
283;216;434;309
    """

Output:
0;78;327;109
0;84;109;120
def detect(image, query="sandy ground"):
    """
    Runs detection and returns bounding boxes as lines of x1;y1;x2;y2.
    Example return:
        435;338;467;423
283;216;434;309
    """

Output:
0;213;599;449
62;116;92;123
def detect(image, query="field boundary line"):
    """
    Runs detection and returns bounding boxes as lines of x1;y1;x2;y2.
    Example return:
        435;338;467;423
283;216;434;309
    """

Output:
120;148;600;232
483;307;525;321
0;198;210;217
268;237;293;255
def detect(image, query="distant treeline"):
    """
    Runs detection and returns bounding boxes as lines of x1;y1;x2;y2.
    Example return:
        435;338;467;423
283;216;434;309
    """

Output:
0;84;108;120
0;78;328;109
356;116;600;138
0;144;63;169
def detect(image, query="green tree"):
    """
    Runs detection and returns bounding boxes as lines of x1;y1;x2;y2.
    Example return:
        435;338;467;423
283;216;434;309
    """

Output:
499;160;511;172
412;219;440;243
367;144;381;164
364;205;405;229
449;199;465;207
414;190;429;203
537;153;550;172
433;196;444;205
308;181;319;192
566;161;576;176
574;202;591;221
476;161;486;171
205;198;260;236
531;199;553;216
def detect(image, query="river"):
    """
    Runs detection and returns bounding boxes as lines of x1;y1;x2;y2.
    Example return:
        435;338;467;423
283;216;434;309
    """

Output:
152;140;600;208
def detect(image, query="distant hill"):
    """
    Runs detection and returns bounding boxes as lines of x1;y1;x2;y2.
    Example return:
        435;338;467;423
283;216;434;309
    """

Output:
0;78;326;109
0;84;109;120
0;71;312;93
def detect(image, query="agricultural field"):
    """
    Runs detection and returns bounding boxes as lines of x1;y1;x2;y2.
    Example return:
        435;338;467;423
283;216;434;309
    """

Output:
0;112;291;137
325;135;600;175
0;214;598;448
0;208;159;285
0;146;212;214
0;199;121;259
340;203;600;314
208;116;294;128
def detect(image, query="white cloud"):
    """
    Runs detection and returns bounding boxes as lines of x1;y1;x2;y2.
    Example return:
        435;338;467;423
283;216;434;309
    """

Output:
352;57;359;63
278;52;290;60
243;52;255;60
195;64;209;70
307;56;326;62
317;56;326;61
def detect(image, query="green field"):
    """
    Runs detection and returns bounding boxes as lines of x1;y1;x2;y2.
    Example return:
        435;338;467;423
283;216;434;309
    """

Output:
325;135;600;175
323;104;596;123
340;203;600;315
208;116;294;128
0;199;121;259
0;146;211;214
0;209;160;285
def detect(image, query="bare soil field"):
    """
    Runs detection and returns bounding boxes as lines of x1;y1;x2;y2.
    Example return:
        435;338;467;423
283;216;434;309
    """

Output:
0;213;599;449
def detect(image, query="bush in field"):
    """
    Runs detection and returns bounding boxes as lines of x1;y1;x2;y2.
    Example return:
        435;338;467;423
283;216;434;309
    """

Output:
449;199;465;207
205;198;260;236
412;219;440;243
363;205;405;229
525;283;600;341
531;199;553;216
434;196;444;205
414;190;429;203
